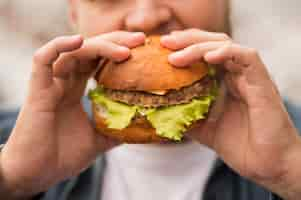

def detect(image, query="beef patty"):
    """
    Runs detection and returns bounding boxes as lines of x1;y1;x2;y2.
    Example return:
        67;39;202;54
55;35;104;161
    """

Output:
104;77;214;108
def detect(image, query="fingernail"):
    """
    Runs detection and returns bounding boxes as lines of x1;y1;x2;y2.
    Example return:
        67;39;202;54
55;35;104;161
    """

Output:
161;35;173;43
169;52;181;60
168;53;180;65
71;34;82;40
204;51;216;61
118;46;130;53
133;32;145;38
169;52;188;67
116;47;130;62
161;35;179;49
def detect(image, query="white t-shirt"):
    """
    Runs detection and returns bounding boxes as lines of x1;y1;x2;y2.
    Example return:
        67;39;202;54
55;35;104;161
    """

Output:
101;140;217;200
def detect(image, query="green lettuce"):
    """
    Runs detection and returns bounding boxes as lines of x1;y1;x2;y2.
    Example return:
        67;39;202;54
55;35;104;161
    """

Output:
89;86;216;141
88;88;138;129
145;96;213;141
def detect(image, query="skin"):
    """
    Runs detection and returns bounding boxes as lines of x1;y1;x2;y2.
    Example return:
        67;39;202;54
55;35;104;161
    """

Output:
0;0;300;199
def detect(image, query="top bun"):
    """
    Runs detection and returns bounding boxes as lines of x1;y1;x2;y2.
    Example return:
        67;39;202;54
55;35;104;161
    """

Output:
97;35;209;91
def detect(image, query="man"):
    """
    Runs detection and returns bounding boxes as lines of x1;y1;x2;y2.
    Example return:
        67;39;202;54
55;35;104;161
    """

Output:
0;0;301;199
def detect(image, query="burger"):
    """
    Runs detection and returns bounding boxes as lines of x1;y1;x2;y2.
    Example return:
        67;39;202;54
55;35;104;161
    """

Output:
89;35;218;143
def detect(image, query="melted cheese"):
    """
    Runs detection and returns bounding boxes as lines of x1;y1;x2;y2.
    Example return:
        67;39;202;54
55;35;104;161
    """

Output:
148;90;168;95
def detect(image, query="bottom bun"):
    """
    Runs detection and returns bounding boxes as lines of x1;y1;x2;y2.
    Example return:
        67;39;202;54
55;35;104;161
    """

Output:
92;103;170;143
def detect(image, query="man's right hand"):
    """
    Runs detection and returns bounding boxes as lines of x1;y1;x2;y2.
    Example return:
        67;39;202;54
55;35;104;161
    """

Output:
0;31;146;199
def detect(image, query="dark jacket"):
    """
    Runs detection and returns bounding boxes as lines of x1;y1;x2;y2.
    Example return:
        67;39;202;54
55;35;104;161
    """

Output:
1;97;300;200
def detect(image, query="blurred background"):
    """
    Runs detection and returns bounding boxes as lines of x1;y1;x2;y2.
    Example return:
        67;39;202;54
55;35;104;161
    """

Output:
0;0;300;110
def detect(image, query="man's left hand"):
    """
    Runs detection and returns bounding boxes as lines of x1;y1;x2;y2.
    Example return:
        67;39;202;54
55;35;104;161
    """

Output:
161;29;301;200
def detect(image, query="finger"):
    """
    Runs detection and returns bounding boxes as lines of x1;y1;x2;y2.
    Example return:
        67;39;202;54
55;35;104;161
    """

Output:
53;40;130;77
101;31;146;48
54;32;146;77
168;41;225;67
224;73;242;100
161;29;230;50
204;43;257;73
30;35;83;90
205;43;278;106
204;43;274;87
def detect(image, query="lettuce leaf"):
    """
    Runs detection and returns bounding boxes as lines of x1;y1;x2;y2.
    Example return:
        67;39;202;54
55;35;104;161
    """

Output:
89;86;216;141
88;88;138;129
145;96;213;141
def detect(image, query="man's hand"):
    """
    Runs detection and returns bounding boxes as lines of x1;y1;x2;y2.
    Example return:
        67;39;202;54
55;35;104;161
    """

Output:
0;31;146;198
161;29;301;200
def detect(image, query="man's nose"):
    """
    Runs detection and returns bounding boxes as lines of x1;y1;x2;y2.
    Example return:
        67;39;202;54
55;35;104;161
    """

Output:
125;1;171;33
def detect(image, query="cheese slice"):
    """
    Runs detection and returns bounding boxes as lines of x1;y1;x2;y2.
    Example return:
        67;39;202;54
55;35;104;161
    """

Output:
148;90;168;95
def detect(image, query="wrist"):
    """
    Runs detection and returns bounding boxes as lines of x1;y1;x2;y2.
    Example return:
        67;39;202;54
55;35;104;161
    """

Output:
0;150;35;200
264;134;301;200
0;177;30;200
